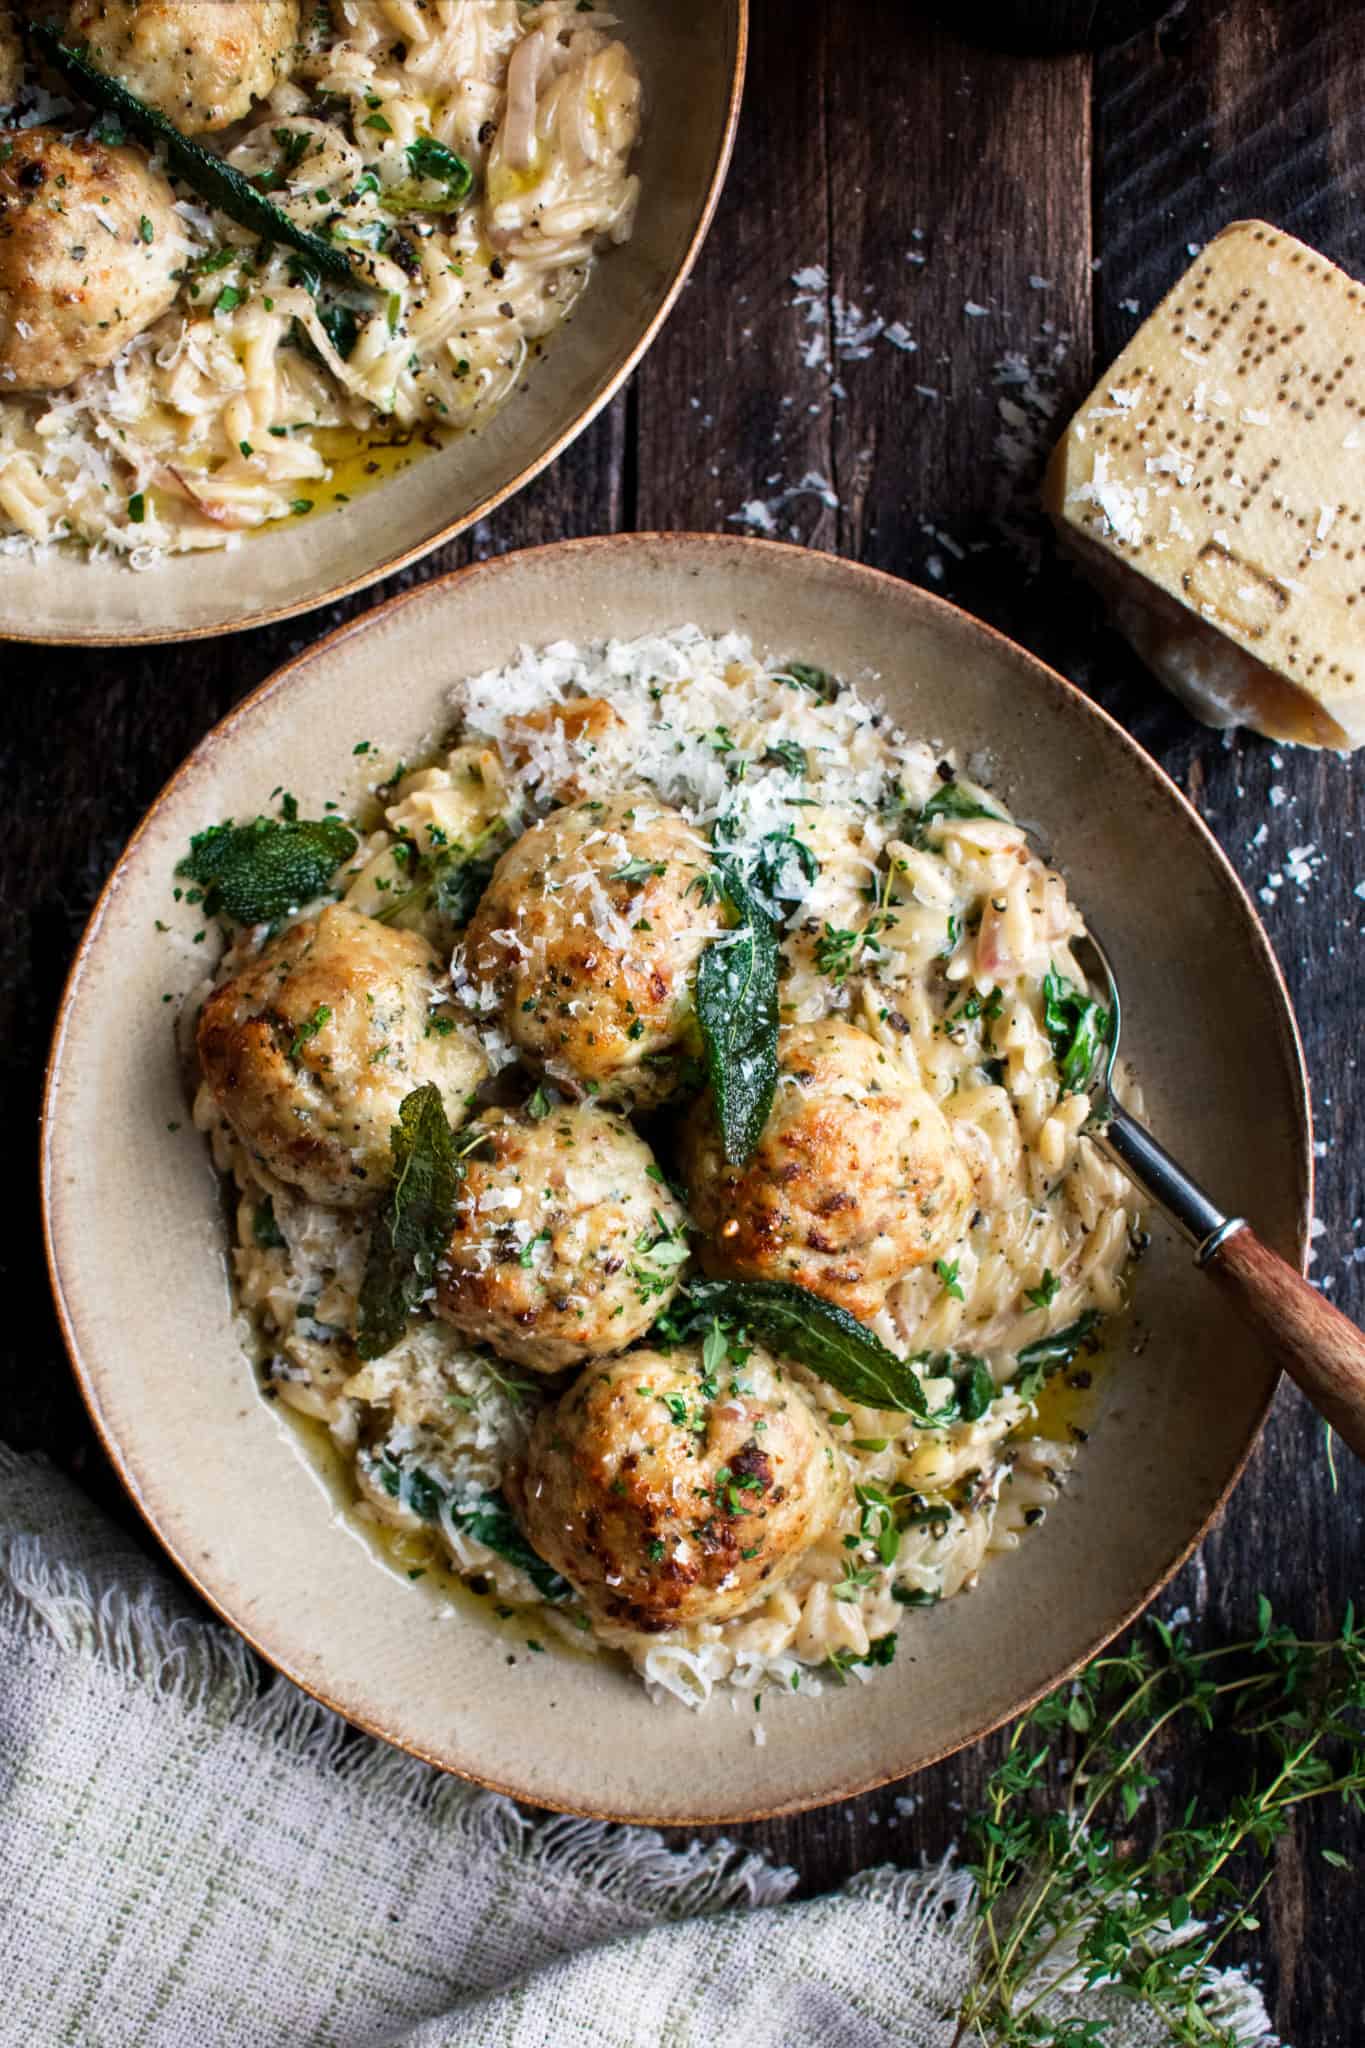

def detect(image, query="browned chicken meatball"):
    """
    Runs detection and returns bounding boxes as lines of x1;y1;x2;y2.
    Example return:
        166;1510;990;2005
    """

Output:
436;1101;688;1373
681;1016;972;1320
197;904;487;1207
509;1346;844;1635
67;0;300;134
459;792;714;1107
0;128;185;391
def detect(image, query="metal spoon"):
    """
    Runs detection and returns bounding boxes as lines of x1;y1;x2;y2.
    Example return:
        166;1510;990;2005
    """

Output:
1073;927;1365;1463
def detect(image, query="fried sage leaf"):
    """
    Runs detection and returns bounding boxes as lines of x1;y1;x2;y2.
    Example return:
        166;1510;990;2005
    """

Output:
29;22;362;289
668;1277;957;1423
178;815;358;924
696;867;779;1167
356;1083;463;1360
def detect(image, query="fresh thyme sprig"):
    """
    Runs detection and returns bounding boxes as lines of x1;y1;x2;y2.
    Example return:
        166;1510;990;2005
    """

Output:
953;1602;1365;2046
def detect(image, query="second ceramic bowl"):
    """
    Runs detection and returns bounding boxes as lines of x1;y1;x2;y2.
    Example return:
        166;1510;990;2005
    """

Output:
3;5;745;645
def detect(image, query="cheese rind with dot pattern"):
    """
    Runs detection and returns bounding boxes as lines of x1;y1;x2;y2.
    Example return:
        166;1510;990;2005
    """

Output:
1045;220;1365;750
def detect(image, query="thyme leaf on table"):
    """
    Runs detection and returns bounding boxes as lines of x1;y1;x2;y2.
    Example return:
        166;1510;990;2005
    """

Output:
953;1602;1365;2046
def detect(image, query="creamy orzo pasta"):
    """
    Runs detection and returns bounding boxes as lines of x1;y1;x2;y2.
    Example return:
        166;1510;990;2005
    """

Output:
0;1;641;558
185;626;1144;1708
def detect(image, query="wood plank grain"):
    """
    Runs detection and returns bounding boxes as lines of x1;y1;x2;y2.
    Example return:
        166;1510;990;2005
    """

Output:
3;0;1363;2029
632;2;834;538
1082;6;1365;2036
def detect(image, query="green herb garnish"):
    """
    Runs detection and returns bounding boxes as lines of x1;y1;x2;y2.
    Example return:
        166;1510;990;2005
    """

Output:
289;1003;332;1060
663;1278;957;1424
915;780;1004;837
356;1084;463;1359
610;855;667;886
935;1256;965;1302
955;1606;1365;2045
177;814;357;924
696;865;779;1167
1024;1268;1060;1311
1014;1309;1103;1402
1042;966;1110;1094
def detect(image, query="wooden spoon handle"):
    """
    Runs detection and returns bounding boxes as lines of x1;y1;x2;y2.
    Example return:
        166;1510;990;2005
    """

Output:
1203;1224;1365;1461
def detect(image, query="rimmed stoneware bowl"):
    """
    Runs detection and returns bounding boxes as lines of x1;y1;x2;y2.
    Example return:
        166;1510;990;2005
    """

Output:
1;5;745;647
42;534;1311;1823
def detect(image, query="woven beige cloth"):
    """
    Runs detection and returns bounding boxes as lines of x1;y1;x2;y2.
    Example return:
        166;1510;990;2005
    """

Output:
0;1446;1277;2048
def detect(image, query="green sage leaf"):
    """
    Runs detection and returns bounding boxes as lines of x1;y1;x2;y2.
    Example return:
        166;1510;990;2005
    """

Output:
696;867;779;1166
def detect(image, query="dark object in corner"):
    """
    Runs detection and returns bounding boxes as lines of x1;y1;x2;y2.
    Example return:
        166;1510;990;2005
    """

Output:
921;0;1177;53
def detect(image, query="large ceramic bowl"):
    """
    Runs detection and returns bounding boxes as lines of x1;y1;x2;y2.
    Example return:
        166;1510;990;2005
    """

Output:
2;6;745;647
42;535;1311;1822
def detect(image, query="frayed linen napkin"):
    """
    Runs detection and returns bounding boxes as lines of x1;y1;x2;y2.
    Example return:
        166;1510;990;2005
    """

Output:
0;1445;1277;2048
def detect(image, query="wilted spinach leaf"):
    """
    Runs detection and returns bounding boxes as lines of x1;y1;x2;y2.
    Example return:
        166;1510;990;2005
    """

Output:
375;1457;569;1602
954;1357;996;1422
395;134;473;209
1014;1309;1104;1403
748;825;819;920
773;661;838;701
915;781;1004;839
1042;968;1110;1094
452;1490;571;1603
430;850;496;926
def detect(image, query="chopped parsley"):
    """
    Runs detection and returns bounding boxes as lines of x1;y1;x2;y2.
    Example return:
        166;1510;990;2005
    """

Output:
935;1257;965;1302
1024;1268;1060;1311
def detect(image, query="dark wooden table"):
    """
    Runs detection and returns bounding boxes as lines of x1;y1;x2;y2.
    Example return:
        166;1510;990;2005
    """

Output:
6;2;1362;2037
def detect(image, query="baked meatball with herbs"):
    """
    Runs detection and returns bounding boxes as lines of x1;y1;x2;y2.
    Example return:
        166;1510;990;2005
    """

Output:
435;1101;688;1373
459;792;715;1107
681;1016;972;1321
508;1345;844;1635
197;903;487;1208
66;0;300;135
0;128;185;391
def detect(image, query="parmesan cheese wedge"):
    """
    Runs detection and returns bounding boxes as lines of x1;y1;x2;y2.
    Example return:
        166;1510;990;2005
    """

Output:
1045;221;1365;749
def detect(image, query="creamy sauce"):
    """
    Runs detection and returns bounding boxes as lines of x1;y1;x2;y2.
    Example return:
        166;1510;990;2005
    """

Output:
264;1324;1119;1658
273;421;451;529
266;1386;593;1662
1028;1335;1110;1448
